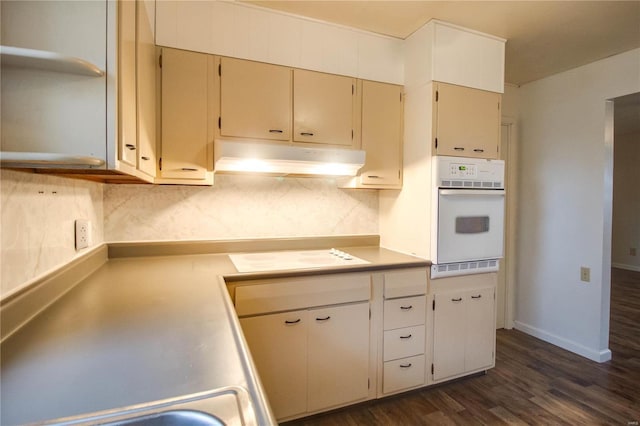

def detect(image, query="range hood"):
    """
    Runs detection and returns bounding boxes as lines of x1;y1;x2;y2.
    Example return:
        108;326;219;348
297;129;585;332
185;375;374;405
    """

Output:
214;140;365;176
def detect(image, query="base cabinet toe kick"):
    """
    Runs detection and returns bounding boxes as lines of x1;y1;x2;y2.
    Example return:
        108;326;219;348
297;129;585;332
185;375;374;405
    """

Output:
226;268;497;422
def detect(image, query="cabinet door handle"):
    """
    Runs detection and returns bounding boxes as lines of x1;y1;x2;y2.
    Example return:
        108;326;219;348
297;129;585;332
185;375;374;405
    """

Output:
451;297;463;302
181;167;198;171
473;148;485;153
400;363;412;368
125;144;136;150
471;295;482;299
454;147;465;151
141;156;150;161
300;132;315;136
285;319;301;324
315;316;331;321
400;305;413;310
268;129;283;133
400;334;412;339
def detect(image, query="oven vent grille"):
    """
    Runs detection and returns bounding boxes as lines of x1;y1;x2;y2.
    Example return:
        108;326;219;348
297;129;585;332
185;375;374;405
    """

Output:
431;259;499;279
439;180;503;189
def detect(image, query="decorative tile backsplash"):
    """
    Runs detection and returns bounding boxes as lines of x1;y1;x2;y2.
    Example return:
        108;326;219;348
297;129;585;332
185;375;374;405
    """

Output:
104;174;378;242
1;170;104;297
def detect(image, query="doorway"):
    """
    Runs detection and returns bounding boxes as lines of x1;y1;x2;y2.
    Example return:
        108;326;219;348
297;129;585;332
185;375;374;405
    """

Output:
609;92;640;357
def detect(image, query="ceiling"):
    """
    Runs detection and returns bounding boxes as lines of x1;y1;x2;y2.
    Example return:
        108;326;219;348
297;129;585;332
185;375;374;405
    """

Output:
242;1;640;86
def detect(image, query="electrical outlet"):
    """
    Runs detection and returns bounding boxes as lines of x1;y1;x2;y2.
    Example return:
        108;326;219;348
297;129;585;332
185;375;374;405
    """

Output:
630;247;637;257
75;219;90;250
580;266;590;283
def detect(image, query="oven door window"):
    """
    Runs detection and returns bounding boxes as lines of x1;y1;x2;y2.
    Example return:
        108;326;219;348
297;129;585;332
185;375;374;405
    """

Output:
455;216;490;234
437;189;505;263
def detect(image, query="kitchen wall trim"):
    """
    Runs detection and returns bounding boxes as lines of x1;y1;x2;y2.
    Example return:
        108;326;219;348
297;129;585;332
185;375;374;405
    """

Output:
0;244;108;343
108;235;379;258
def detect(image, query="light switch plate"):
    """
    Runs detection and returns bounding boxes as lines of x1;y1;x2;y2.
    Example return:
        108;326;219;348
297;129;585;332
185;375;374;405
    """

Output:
580;266;590;283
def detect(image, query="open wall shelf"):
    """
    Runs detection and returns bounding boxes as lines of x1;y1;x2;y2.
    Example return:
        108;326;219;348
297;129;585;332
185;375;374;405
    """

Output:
0;45;104;77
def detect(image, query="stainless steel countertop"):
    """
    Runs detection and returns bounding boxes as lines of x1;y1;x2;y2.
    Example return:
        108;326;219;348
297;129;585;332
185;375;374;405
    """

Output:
0;245;428;425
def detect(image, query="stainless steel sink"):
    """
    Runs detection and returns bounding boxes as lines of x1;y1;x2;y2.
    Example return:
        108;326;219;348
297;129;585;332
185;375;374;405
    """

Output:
104;409;224;425
41;387;254;426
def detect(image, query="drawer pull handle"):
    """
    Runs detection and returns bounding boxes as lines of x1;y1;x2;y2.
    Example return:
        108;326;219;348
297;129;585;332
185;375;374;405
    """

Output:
181;168;198;171
125;144;136;150
451;297;463;302
400;363;412;368
300;132;315;136
471;295;482;299
269;129;283;133
400;305;413;310
141;156;150;161
473;148;484;153
400;334;412;339
285;319;301;324
454;147;465;151
367;175;381;179
316;316;331;321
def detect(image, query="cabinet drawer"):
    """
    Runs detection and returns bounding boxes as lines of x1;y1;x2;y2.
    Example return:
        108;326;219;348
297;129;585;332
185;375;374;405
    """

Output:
383;325;425;361
235;273;370;316
383;268;427;299
383;295;426;330
383;354;425;394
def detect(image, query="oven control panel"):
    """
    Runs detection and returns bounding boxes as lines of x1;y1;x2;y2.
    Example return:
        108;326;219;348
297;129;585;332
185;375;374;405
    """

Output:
449;163;478;178
433;156;505;188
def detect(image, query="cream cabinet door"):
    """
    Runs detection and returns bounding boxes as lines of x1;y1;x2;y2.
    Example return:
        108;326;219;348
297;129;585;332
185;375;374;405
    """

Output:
360;80;403;186
465;287;495;372
117;0;137;167
434;82;501;159
219;57;291;141
432;292;466;381
160;48;212;180
307;302;370;412
136;0;157;177
293;69;355;147
240;311;308;420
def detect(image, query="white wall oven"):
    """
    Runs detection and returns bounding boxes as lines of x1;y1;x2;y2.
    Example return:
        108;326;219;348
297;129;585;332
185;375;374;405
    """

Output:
431;156;505;278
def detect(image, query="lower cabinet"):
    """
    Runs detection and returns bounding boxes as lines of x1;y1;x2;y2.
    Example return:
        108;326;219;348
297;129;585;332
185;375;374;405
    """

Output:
307;303;370;412
432;285;496;382
380;269;428;396
233;268;497;421
233;273;371;421
240;310;308;419
240;302;369;419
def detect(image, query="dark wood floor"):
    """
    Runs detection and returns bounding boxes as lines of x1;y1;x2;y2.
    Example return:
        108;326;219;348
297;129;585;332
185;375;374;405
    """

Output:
285;268;640;425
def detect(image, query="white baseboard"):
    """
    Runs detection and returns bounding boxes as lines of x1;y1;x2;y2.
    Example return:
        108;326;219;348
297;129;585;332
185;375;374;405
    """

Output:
513;321;612;363
611;262;640;272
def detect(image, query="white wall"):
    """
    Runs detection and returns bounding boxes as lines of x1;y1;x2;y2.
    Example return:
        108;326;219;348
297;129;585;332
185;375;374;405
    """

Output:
104;174;378;242
515;48;640;361
0;170;104;297
612;130;640;271
156;1;404;84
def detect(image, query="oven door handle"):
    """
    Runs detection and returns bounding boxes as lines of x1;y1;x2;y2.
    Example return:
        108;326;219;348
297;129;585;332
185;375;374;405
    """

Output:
439;189;504;196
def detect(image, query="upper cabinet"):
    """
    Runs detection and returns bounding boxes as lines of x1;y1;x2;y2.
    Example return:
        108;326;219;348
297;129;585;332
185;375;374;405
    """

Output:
293;70;356;147
405;20;505;93
219;57;357;149
219;58;291;142
158;47;215;184
0;0;157;183
118;0;157;179
342;80;403;189
433;82;501;159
